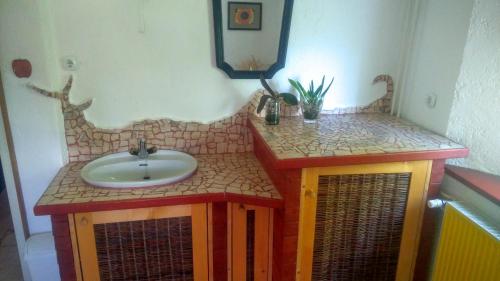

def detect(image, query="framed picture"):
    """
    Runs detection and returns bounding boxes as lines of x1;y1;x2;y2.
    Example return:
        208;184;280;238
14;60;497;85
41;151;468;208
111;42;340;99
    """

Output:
228;2;262;30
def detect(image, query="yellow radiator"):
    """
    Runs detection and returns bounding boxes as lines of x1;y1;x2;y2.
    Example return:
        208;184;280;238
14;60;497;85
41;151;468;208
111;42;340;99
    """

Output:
432;202;500;281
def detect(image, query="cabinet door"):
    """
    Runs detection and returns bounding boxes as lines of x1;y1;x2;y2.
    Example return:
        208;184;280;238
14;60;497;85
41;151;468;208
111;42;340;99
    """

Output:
230;203;273;281
296;161;432;281
71;204;209;281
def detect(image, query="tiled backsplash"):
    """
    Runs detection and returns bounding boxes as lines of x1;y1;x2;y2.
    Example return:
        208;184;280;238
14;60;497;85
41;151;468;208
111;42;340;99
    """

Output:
28;75;393;162
30;77;259;161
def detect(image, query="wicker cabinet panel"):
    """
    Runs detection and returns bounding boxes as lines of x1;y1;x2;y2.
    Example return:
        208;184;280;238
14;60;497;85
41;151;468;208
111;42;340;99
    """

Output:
94;216;194;281
71;204;209;281
230;203;273;281
312;173;410;281
297;161;432;281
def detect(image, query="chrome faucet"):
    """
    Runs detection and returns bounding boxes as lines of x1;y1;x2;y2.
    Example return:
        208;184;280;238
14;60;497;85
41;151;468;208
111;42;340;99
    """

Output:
129;138;157;159
137;138;148;159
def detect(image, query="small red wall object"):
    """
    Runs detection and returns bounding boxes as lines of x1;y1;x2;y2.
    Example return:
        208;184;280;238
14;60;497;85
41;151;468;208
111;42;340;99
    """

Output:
12;59;32;78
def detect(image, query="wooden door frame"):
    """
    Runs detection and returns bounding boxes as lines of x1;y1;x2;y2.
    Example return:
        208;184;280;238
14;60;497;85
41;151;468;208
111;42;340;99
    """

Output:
71;204;209;281
0;71;29;238
296;160;432;281
229;203;274;281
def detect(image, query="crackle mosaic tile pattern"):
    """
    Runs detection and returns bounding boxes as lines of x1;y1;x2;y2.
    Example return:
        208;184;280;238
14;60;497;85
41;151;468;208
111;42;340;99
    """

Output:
35;153;280;208
28;77;261;162
28;75;394;162
249;113;465;160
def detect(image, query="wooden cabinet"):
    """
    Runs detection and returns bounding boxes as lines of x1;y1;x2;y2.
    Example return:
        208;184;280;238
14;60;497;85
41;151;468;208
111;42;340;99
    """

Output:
68;202;276;281
69;204;209;281
228;203;273;281
296;161;432;281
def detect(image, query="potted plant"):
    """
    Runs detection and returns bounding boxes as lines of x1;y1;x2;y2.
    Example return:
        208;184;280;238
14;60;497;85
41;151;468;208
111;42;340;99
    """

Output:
257;74;298;125
289;76;334;122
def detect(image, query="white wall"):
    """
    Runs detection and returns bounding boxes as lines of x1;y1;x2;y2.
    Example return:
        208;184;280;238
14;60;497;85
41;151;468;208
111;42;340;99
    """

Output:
0;0;409;232
49;0;256;129
48;0;408;128
277;0;408;112
0;0;67;234
400;0;473;135
446;0;500;175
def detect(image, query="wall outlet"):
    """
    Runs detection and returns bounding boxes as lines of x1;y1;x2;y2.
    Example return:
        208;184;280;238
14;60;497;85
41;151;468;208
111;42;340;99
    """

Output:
61;56;79;71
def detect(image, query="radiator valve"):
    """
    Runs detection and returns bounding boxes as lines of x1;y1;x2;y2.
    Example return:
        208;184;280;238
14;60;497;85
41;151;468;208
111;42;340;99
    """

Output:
427;199;448;209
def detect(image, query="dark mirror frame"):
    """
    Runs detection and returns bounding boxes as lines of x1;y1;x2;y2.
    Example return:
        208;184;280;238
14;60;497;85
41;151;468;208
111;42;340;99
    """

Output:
212;0;294;79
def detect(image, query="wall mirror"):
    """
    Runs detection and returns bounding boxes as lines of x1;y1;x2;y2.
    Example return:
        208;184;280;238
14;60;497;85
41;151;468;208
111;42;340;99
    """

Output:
212;0;294;79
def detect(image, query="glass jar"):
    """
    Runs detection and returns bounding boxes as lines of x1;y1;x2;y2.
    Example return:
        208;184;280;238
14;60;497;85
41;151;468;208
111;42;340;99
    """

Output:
265;99;280;125
301;100;323;123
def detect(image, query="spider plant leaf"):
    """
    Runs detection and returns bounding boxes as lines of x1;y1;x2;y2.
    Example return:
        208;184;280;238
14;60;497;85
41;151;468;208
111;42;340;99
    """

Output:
256;95;272;114
278;93;298;105
259;74;277;97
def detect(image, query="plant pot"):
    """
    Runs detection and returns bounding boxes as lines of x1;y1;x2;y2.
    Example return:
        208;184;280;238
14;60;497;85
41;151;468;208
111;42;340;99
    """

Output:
301;101;323;123
265;99;280;125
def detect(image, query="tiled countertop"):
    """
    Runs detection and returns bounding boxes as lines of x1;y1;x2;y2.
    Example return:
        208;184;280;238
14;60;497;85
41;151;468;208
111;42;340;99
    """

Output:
34;153;281;215
249;113;468;168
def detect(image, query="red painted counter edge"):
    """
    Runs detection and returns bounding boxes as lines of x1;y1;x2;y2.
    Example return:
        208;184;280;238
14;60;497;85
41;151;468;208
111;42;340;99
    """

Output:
51;215;77;281
248;119;469;169
413;160;446;281
445;165;500;205
34;192;283;216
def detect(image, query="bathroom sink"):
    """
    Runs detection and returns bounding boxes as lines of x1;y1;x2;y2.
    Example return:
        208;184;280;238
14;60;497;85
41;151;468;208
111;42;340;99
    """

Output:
81;150;197;188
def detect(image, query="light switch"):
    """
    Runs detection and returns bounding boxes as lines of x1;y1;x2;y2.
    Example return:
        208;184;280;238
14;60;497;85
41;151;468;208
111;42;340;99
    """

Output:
426;93;437;108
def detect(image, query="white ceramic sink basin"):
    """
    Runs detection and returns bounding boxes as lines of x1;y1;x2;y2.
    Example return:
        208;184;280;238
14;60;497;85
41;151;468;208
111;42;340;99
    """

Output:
81;150;197;188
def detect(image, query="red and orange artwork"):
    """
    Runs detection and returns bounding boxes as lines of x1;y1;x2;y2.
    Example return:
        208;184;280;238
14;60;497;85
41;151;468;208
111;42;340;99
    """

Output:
234;7;255;25
228;2;261;30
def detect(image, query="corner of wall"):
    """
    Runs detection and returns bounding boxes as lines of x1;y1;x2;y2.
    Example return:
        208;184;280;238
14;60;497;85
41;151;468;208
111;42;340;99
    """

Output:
445;0;500;175
398;0;473;135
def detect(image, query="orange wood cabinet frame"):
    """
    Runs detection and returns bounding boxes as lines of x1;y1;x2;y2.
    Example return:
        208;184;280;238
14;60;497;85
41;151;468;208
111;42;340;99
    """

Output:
228;203;274;281
296;161;432;281
69;204;210;281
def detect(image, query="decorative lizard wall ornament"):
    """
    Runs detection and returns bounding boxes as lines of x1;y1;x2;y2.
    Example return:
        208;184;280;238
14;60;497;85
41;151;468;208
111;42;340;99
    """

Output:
28;76;93;125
